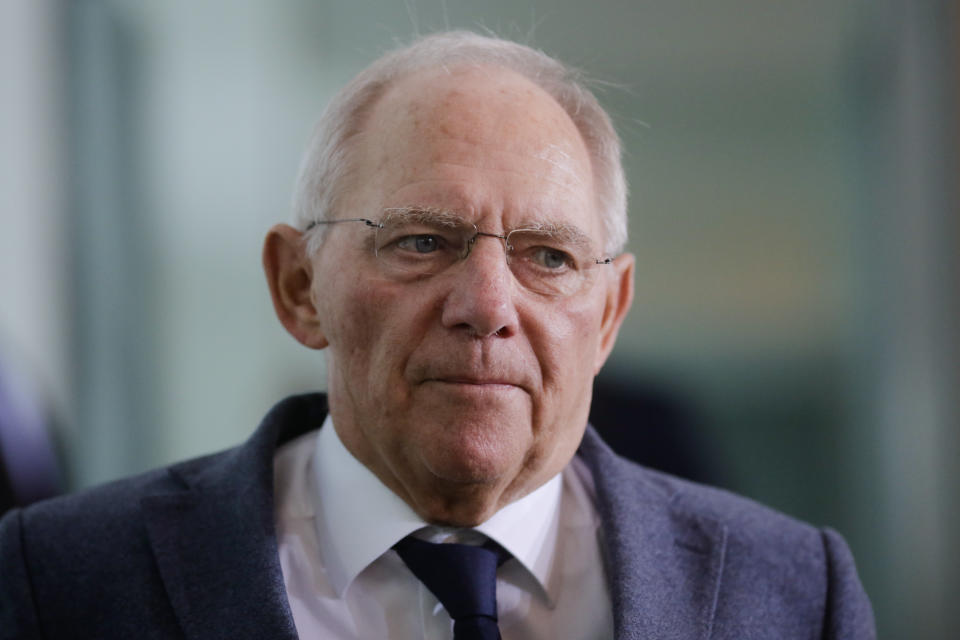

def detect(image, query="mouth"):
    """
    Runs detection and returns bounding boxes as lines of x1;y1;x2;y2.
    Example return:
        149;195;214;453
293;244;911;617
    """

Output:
410;356;533;395
427;377;521;389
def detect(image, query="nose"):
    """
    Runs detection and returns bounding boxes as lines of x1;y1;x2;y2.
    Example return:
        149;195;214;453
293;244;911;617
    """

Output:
440;235;520;338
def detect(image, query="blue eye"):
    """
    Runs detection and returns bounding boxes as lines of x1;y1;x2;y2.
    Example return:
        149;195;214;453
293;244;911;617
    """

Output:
533;247;572;270
397;235;440;253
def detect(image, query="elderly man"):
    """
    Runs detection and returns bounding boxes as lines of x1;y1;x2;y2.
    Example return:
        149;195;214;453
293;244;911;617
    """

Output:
0;32;873;640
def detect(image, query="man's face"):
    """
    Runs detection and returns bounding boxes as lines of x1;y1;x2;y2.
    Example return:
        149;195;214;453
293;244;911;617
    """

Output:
307;66;633;525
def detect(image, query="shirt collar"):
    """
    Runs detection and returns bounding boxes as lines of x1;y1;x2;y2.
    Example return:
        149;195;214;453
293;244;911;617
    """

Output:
311;415;563;605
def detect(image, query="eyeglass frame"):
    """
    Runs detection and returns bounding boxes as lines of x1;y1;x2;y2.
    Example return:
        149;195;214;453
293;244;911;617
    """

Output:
304;213;613;292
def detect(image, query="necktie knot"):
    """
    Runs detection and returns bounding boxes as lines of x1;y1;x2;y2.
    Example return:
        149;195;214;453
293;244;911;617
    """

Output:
394;535;506;639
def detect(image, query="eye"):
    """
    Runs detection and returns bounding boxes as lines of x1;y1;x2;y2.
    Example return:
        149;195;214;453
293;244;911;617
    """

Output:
396;234;441;253
531;246;574;270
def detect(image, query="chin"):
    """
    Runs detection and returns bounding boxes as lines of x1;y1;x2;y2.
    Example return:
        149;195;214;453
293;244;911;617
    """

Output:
405;446;515;526
421;434;519;485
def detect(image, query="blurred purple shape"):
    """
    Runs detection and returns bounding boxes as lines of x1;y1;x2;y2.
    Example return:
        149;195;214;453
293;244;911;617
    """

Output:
0;359;62;509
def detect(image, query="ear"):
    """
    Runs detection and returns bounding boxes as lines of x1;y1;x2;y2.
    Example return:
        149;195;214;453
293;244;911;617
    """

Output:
262;224;329;349
593;252;635;374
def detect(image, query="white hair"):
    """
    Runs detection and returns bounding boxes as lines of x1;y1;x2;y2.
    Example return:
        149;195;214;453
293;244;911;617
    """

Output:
292;31;628;255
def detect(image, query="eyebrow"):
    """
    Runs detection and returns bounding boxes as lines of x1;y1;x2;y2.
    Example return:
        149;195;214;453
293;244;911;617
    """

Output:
515;221;593;248
382;206;464;228
381;206;595;248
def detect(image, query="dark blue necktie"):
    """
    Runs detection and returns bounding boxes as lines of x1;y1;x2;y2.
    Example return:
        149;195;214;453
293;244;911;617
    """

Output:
394;535;505;640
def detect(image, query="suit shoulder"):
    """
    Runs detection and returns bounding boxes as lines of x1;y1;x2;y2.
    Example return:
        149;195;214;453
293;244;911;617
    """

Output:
581;429;876;636
581;428;821;541
647;468;874;636
618;457;827;560
580;429;833;582
5;447;235;560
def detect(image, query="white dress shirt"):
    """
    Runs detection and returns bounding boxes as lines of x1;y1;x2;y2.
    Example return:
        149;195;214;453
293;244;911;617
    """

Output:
274;416;613;639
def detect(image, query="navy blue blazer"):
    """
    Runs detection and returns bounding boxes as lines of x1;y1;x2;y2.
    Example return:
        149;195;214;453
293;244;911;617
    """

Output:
0;393;875;639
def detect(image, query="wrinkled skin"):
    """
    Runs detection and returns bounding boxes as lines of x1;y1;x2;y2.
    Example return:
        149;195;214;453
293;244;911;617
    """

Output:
264;65;634;526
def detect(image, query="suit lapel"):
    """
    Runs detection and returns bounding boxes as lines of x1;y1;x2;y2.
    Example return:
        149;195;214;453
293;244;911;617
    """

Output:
578;428;728;640
140;394;328;640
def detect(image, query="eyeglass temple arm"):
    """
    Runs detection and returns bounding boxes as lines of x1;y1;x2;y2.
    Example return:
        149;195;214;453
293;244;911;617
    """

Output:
304;218;380;231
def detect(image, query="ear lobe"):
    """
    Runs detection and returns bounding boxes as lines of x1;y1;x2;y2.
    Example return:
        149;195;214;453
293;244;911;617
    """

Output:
262;224;329;350
593;252;635;374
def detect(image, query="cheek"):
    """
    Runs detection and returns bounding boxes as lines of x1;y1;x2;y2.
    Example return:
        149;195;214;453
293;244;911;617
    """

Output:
324;278;374;341
318;276;385;381
524;295;605;446
321;275;432;396
535;296;604;383
520;299;603;471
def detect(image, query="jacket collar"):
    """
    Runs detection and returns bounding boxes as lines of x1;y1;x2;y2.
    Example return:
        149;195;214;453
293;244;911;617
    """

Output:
140;394;326;640
578;428;728;640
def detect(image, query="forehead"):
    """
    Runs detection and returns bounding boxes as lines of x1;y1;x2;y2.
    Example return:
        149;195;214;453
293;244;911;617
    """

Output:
348;65;599;232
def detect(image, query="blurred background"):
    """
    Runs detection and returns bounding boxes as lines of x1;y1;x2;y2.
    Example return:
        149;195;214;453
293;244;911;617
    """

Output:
1;0;957;637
